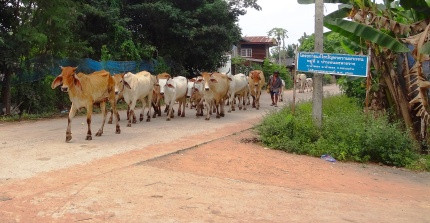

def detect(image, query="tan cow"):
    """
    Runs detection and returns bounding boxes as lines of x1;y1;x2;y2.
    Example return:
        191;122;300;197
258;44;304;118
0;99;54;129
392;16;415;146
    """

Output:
248;70;265;110
200;72;230;120
51;67;120;142
108;73;129;124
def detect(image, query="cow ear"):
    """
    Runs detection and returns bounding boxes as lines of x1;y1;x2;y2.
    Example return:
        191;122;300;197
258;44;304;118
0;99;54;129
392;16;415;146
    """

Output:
74;74;82;90
51;76;63;89
167;83;174;88
72;67;78;73
124;80;131;89
228;77;232;81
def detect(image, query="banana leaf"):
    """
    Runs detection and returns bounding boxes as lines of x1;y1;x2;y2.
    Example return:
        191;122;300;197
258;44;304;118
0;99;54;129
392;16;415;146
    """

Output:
324;18;410;53
421;41;430;55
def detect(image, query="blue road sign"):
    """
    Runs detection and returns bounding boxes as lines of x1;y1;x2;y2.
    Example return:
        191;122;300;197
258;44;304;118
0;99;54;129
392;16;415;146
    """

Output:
297;52;369;77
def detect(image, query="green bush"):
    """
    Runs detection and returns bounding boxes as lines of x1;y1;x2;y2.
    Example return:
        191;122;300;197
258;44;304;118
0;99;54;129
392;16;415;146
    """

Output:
256;95;420;168
11;75;70;114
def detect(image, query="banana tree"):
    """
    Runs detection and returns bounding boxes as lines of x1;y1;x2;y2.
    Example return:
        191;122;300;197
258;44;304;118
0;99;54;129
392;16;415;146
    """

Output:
298;0;430;151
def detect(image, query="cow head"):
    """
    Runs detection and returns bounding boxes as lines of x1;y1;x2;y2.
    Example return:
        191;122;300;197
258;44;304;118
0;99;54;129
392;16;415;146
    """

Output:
122;72;133;89
200;72;214;91
250;70;262;87
51;66;80;92
113;73;125;95
158;78;167;95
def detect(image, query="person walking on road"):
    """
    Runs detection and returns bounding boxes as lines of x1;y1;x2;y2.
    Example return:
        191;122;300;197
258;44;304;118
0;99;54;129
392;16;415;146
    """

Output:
269;71;282;107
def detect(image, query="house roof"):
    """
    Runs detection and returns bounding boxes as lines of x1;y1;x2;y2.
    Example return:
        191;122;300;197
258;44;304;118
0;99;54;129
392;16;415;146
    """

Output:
241;36;277;46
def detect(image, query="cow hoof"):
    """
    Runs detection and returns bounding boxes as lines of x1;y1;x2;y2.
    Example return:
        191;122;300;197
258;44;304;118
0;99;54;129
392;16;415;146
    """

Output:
66;135;72;142
116;127;121;134
152;115;156;118
216;115;220;119
232;108;235;111
86;135;92;140
108;120;112;124
205;118;210;120
256;107;260;110
127;123;131;127
181;114;185;117
228;110;231;113
146;118;150;122
166;118;171;121
95;131;103;137
243;108;247;111
220;113;225;117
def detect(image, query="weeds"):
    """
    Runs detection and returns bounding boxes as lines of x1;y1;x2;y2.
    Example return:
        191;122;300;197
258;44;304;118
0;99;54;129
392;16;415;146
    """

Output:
256;95;428;170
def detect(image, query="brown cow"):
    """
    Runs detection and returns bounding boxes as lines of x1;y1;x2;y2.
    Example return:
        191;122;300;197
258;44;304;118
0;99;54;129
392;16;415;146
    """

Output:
200;72;230;120
248;70;265;110
51;67;120;142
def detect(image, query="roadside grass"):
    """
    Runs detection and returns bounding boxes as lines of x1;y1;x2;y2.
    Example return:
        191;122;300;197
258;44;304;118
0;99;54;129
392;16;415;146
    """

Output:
256;95;429;171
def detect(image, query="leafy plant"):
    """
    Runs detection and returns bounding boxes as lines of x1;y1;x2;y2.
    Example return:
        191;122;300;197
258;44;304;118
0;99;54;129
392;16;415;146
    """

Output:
257;95;420;168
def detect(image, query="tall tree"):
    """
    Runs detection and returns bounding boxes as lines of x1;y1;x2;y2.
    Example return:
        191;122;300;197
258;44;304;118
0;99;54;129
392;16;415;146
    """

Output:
268;28;288;64
0;0;84;115
125;0;242;73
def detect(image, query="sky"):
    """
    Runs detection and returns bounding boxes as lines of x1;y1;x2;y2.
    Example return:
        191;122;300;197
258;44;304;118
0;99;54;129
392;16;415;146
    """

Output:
238;1;340;46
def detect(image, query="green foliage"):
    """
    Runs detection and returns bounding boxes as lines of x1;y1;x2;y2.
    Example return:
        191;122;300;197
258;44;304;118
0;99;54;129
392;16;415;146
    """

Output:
154;57;172;75
262;59;293;89
298;32;350;53
337;76;367;104
11;75;69;114
126;0;241;72
257;95;420;168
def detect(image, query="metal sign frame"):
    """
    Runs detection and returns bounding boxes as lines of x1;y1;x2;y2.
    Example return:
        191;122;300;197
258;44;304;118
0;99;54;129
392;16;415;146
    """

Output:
296;52;369;77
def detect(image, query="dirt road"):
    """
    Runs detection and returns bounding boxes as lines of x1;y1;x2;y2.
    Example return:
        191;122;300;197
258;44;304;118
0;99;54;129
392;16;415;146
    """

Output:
1;85;429;222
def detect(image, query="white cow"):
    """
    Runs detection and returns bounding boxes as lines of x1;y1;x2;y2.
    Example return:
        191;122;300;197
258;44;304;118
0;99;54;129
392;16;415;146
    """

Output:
122;71;157;127
296;73;307;93
159;76;188;121
279;79;285;102
227;73;249;112
306;78;313;92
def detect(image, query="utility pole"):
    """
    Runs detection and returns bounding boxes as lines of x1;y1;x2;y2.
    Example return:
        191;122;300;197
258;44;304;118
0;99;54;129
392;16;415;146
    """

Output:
313;0;324;127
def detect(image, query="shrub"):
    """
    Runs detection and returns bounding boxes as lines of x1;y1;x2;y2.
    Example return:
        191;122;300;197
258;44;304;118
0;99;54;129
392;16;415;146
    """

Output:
256;95;419;168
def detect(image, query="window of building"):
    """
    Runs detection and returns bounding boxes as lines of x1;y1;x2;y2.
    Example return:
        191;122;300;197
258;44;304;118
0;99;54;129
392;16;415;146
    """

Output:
240;48;252;57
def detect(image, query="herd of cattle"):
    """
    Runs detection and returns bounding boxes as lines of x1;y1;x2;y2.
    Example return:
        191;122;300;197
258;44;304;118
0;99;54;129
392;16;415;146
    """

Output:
51;66;312;142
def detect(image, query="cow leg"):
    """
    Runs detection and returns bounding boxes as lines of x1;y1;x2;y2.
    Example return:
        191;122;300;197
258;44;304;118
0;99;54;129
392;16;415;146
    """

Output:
96;101;107;137
85;103;93;140
228;94;234;113
152;102;157;118
108;108;113;124
181;98;185;117
204;101;211;120
65;104;78;142
128;100;137;127
220;99;225;117
111;96;121;134
145;96;151;122
177;100;182;117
